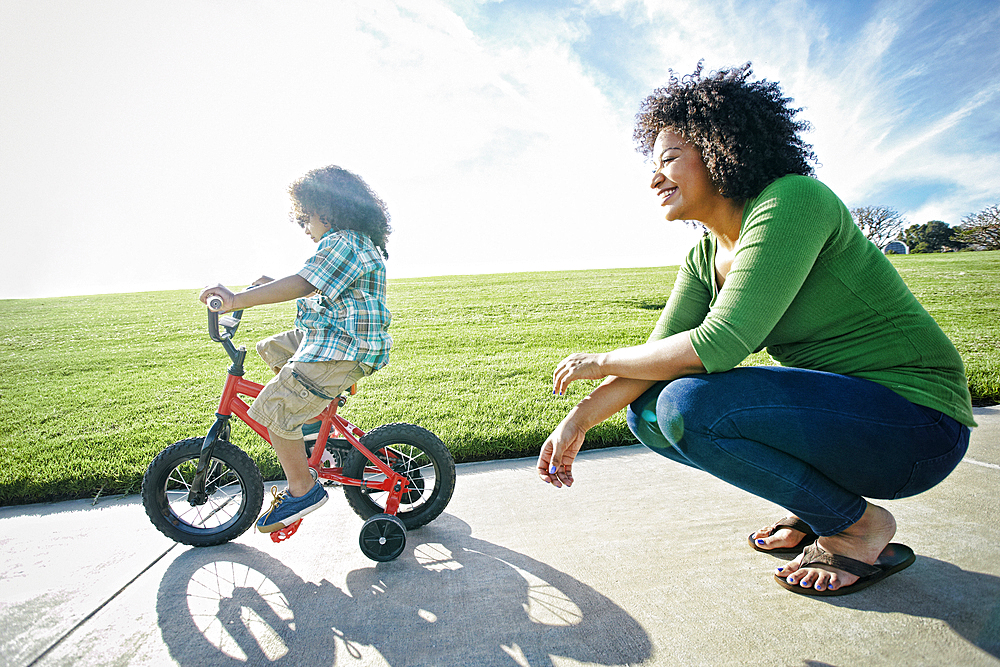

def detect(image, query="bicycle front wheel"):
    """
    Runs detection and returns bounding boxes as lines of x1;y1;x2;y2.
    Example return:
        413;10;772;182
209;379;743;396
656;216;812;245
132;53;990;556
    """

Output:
142;437;264;546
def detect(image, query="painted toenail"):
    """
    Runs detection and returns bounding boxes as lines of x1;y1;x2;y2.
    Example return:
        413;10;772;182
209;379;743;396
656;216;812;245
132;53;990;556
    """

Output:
756;539;765;545
775;567;784;573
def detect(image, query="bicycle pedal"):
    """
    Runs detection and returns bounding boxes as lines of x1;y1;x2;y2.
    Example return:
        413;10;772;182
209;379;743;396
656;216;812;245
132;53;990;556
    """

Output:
270;519;302;543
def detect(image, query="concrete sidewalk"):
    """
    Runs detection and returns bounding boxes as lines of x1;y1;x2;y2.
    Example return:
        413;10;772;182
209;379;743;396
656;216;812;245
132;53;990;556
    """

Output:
2;406;998;667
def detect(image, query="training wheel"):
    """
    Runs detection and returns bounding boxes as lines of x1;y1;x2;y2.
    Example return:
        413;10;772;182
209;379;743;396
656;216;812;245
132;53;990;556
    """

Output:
359;513;406;562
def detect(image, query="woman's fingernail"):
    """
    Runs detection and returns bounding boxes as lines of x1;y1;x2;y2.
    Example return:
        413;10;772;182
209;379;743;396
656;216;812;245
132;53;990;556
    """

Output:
549;465;557;474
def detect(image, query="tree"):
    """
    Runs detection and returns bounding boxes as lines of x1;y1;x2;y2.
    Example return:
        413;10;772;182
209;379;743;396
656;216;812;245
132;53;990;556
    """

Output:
850;206;907;249
901;220;963;253
955;204;1000;250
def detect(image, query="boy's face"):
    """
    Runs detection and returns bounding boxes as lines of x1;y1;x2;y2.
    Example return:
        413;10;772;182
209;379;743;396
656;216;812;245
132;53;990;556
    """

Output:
304;214;330;243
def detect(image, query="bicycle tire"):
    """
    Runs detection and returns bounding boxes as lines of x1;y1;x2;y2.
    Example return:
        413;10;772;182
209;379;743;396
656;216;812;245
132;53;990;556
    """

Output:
342;423;455;530
142;437;264;546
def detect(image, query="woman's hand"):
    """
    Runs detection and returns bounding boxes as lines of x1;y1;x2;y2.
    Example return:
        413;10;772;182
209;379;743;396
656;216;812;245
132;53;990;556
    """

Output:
537;416;587;488
199;284;236;312
552;353;607;396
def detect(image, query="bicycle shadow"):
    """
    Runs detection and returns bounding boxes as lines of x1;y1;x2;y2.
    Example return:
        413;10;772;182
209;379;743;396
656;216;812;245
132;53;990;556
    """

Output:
155;513;653;666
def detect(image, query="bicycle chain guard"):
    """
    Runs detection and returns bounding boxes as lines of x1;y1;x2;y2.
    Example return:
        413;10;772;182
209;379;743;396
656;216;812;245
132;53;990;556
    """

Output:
270;519;302;543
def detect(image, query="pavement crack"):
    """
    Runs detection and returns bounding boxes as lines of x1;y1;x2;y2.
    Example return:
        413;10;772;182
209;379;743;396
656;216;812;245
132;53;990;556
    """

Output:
26;543;178;667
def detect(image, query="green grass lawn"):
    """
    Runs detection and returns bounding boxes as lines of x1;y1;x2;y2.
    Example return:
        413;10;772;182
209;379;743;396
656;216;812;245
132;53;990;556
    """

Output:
1;251;997;505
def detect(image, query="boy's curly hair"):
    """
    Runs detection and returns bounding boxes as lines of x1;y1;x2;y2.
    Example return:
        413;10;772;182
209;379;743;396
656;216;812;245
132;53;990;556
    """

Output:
634;62;817;201
289;166;392;259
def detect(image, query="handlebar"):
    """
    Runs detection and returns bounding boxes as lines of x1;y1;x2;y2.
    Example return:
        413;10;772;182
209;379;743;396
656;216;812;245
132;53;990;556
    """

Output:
206;283;264;342
207;307;245;369
206;284;262;367
207;306;244;342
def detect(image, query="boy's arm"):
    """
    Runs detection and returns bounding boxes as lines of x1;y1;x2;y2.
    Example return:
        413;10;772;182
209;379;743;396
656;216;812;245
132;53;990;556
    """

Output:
234;275;314;309
200;275;315;312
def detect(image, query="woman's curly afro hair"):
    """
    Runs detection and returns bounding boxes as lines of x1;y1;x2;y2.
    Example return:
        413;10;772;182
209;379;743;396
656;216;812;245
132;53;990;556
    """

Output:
634;62;817;202
289;165;392;259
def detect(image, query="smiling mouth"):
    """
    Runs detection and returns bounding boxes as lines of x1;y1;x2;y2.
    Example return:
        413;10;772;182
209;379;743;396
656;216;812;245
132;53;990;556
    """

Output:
659;187;677;204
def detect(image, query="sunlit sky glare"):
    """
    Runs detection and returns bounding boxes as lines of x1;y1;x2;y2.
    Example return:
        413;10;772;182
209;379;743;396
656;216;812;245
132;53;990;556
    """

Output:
2;0;998;300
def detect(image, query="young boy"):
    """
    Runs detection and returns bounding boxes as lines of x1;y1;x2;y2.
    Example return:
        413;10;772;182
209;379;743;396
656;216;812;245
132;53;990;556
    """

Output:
199;165;392;533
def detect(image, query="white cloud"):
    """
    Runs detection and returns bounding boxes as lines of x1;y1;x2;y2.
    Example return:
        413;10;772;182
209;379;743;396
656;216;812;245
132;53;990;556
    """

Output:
0;0;997;298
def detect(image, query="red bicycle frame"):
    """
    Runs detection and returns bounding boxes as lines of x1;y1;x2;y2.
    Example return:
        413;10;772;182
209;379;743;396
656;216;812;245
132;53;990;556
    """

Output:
214;371;410;516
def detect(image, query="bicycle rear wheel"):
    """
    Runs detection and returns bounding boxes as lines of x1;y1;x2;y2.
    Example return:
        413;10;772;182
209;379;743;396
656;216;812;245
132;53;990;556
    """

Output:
142;437;264;546
343;423;455;530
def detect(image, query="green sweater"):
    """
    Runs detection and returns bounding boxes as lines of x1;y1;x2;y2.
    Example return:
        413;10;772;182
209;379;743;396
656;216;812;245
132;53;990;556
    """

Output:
649;175;976;427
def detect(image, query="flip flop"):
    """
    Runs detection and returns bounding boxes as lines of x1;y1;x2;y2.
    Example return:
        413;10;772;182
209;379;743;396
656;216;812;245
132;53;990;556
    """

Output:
774;541;916;596
749;517;818;555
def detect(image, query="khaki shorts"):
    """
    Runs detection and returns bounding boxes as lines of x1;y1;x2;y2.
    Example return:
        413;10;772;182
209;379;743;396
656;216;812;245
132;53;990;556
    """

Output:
247;329;373;440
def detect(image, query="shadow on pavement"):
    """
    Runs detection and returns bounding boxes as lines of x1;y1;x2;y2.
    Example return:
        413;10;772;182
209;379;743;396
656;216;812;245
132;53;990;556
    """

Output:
825;555;1000;658
155;513;653;666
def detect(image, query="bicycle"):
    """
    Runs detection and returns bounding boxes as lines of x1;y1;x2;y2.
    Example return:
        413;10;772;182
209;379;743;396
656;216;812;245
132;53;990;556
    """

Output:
141;302;456;562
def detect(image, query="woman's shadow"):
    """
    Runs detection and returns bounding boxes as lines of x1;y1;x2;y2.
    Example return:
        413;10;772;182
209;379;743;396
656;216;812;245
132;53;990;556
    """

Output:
756;548;1000;659
830;555;1000;657
155;513;653;666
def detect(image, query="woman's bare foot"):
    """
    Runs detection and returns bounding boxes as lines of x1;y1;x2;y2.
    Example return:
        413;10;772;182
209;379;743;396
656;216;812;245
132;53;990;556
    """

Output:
751;515;811;551
776;503;897;592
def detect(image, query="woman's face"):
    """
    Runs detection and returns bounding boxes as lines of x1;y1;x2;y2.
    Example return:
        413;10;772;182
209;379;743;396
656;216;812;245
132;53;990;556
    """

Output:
650;129;720;223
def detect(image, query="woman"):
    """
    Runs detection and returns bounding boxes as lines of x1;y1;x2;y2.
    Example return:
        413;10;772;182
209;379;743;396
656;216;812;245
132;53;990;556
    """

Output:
537;63;976;596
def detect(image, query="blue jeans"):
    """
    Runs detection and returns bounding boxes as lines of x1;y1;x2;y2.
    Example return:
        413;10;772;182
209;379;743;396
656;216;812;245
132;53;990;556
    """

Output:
626;367;970;536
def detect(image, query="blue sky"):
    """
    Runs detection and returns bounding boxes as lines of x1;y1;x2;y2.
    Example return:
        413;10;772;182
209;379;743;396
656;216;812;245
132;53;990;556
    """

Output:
1;0;998;299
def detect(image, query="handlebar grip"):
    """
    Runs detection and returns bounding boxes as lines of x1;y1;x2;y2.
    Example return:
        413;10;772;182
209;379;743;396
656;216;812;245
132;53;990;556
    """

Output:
207;295;224;312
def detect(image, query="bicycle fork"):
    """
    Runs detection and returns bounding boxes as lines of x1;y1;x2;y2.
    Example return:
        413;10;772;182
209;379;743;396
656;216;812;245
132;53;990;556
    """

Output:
187;413;232;506
188;356;251;506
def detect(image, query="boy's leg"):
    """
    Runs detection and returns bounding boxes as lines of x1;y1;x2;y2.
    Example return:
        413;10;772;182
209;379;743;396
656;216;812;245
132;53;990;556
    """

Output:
256;329;304;375
246;359;334;521
269;432;316;497
246;337;370;532
248;365;332;532
256;330;325;431
248;358;371;484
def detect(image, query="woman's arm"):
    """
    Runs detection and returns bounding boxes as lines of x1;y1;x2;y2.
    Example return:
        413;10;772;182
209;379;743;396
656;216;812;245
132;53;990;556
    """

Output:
539;332;704;487
538;376;658;487
552;331;704;394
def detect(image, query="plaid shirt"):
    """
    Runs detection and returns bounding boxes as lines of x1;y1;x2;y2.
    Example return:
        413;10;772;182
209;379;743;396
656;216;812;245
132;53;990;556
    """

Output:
289;229;392;368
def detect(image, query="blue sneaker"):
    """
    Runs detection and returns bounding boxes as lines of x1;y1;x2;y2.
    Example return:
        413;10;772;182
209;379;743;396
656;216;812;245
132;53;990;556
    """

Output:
256;483;328;533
